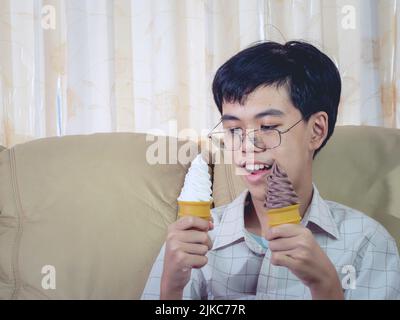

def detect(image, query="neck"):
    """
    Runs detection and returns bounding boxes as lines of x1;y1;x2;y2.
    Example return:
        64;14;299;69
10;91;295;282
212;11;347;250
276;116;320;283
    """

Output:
245;182;314;237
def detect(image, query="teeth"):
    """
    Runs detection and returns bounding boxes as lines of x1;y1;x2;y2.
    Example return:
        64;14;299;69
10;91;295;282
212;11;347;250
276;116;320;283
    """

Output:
244;162;275;172
245;164;267;172
246;164;255;171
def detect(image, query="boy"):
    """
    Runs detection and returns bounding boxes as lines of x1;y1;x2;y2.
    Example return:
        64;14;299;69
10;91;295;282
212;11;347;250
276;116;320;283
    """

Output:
141;41;400;299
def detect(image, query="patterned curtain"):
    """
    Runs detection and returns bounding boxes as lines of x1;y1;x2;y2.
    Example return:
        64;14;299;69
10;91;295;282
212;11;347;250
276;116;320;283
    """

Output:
0;0;398;147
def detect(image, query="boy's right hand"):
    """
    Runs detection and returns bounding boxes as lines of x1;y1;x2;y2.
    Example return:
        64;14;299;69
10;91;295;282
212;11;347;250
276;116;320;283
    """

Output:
160;216;213;300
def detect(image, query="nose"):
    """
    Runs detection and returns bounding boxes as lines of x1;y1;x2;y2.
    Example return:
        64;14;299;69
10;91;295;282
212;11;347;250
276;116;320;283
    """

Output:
241;132;257;154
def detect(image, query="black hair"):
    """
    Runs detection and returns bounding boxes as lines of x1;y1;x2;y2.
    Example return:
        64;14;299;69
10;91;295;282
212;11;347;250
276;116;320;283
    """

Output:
212;41;341;158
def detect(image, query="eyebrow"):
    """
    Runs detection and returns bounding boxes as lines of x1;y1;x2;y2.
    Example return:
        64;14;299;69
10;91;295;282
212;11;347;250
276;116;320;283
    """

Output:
221;108;285;121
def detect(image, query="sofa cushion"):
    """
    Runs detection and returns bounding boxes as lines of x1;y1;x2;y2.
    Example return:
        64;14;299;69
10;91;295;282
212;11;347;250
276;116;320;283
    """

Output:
0;133;198;299
212;126;400;248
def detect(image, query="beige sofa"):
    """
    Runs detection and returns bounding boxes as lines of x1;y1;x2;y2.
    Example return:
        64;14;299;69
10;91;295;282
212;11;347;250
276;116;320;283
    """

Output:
0;126;399;299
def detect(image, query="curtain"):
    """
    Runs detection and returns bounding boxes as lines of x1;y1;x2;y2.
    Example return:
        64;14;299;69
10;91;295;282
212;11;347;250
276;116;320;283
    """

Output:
0;0;399;148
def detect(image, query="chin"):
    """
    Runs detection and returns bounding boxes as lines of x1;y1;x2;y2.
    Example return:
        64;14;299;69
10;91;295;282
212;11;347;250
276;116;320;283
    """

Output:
241;177;265;203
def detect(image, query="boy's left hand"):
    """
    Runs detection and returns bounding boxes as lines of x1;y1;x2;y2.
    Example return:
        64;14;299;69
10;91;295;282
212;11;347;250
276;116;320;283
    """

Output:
265;224;344;300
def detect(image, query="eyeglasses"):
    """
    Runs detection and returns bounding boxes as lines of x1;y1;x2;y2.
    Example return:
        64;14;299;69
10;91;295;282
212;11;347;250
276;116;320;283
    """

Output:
207;115;310;151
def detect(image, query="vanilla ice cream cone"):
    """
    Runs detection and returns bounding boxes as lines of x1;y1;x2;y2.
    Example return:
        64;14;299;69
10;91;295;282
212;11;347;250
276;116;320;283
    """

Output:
178;200;213;220
177;154;213;220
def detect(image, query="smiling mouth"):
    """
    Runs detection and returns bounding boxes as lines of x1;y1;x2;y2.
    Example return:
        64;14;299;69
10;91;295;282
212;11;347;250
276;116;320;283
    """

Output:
244;163;273;174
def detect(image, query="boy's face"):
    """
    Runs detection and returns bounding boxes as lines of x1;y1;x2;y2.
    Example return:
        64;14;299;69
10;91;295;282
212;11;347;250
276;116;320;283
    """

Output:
221;85;317;203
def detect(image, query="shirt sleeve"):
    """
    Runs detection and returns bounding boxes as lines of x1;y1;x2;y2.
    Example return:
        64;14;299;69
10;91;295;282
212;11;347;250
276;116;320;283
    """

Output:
345;225;400;300
140;243;208;300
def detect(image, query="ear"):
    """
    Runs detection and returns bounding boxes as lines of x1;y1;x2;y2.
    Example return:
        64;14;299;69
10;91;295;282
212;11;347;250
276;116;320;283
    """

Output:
308;112;328;154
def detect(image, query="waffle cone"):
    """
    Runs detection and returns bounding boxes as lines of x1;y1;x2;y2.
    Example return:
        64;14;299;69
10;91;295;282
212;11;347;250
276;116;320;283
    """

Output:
177;201;212;220
267;203;301;227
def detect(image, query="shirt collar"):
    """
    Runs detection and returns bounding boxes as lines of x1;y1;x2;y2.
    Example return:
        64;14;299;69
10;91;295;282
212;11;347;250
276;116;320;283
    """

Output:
302;183;340;240
212;183;339;251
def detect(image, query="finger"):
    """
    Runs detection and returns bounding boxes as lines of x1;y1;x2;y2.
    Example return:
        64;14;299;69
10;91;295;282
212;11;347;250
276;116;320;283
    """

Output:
173;230;210;245
175;216;210;231
184;253;208;269
192;219;214;232
265;223;303;241
268;236;299;252
182;243;209;256
270;250;297;269
193;216;214;231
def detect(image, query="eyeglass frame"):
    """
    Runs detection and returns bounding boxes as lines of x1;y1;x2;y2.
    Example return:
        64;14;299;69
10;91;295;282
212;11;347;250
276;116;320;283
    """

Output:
207;113;312;151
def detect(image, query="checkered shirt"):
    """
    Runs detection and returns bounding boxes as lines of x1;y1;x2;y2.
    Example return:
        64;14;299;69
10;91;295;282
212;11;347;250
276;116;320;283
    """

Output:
141;184;400;300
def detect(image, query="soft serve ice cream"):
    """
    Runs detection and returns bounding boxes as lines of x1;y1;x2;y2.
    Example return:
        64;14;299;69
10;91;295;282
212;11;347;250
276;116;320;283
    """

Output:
177;154;213;220
265;161;299;209
264;161;301;226
178;154;212;201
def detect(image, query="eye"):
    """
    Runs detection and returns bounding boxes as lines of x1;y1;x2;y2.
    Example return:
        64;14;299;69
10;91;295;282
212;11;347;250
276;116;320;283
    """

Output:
260;125;278;131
